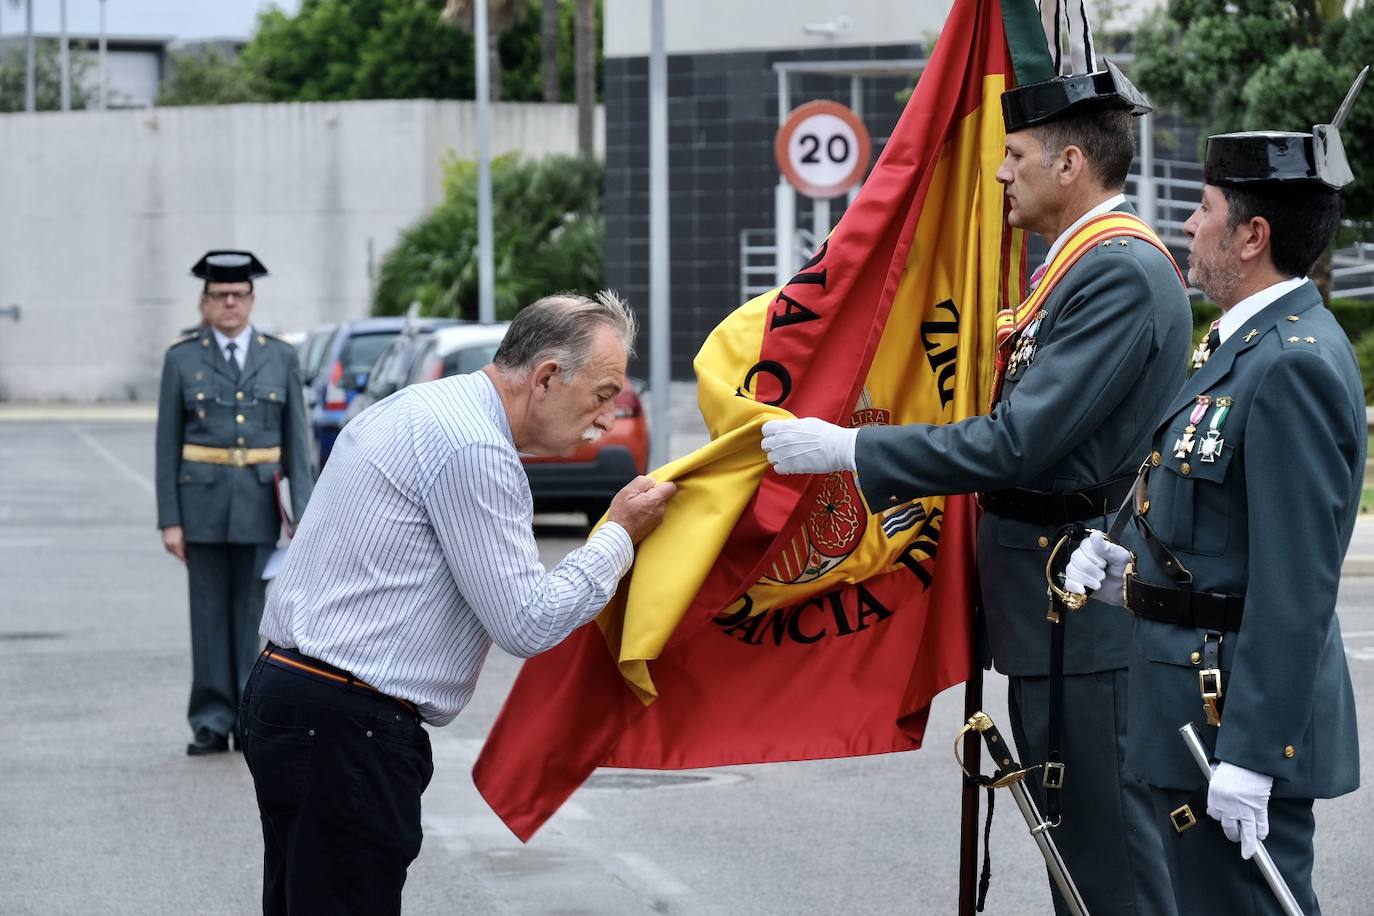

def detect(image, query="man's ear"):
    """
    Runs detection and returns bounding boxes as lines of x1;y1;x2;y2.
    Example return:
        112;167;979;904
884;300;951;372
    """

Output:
1236;216;1272;267
1057;144;1086;187
530;360;559;399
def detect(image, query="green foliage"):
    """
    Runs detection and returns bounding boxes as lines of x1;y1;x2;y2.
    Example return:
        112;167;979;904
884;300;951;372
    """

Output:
158;49;267;106
0;39;94;112
1133;2;1374;220
1355;327;1374;403
240;0;593;103
373;154;604;320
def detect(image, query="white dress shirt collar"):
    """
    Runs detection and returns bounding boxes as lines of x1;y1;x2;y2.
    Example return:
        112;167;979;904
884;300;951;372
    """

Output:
1217;276;1310;344
211;325;254;368
1041;193;1127;268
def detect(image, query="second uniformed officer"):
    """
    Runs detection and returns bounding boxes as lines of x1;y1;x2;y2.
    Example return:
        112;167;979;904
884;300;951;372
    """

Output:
1067;76;1367;912
762;63;1193;913
155;250;314;756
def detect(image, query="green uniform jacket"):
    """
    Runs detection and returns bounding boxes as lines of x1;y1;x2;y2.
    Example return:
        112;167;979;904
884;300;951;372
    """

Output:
1119;281;1362;798
155;325;314;544
855;203;1193;676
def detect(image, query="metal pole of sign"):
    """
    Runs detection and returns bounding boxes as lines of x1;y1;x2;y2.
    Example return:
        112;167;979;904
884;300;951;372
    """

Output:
99;0;108;111
848;75;863;207
24;0;35;113
812;198;830;245
474;0;496;324
647;0;670;468
59;0;70;112
774;69;795;287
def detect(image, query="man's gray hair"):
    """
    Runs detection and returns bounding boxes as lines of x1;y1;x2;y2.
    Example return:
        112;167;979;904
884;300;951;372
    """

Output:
492;290;637;379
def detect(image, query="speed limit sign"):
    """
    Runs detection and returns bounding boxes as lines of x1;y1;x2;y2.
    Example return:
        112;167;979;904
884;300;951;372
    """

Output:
774;100;873;199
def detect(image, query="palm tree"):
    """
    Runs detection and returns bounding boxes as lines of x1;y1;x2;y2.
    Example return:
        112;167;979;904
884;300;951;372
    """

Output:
575;0;595;156
541;0;560;103
440;0;527;101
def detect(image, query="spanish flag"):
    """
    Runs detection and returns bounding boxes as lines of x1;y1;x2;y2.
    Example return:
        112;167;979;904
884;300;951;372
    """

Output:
475;0;1054;841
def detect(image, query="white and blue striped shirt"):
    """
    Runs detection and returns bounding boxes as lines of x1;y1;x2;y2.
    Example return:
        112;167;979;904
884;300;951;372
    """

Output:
260;370;634;725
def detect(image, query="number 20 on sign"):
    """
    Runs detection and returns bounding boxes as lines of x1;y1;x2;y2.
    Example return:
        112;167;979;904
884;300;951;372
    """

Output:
774;100;873;199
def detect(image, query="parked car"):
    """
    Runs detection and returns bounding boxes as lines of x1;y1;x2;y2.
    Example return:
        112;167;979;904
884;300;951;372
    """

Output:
299;323;338;392
407;323;650;520
344;320;459;424
308;316;455;466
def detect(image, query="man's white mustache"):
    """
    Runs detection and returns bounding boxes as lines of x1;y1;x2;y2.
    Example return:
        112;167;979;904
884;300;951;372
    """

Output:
580;427;603;443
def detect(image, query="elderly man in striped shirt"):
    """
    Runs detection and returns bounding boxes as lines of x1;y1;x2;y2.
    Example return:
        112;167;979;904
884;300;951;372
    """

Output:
240;291;676;916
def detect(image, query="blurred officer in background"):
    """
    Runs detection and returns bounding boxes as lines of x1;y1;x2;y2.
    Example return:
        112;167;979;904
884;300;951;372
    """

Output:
155;251;313;756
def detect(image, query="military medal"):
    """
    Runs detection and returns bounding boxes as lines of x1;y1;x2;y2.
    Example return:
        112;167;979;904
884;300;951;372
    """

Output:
1008;312;1044;376
1190;336;1211;370
1199;396;1232;463
1173;396;1210;458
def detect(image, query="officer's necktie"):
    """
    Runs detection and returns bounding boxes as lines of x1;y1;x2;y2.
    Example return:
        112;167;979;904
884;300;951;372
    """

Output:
225;341;241;380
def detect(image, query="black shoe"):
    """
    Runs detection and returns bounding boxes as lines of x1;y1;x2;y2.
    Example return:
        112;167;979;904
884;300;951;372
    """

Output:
186;727;229;756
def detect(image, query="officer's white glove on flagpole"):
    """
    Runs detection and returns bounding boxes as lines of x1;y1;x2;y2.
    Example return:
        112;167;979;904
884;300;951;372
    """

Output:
1063;529;1129;605
1208;761;1274;860
761;418;858;475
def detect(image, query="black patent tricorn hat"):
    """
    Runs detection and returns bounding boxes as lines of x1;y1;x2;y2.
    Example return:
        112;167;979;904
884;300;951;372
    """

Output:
1204;66;1367;191
1001;60;1152;133
191;250;269;283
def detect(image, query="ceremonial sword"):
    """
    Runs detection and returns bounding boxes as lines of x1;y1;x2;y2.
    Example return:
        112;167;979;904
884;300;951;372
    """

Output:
1178;723;1304;916
955;712;1090;916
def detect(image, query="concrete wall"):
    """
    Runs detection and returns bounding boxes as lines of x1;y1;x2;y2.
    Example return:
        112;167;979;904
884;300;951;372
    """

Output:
0;99;602;401
605;0;949;57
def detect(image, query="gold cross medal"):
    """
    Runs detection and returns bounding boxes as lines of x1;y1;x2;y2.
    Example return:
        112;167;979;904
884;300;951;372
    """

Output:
1199;396;1232;463
1174;396;1210;458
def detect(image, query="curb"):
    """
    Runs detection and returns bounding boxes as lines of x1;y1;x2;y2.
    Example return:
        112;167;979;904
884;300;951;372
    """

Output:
0;404;158;422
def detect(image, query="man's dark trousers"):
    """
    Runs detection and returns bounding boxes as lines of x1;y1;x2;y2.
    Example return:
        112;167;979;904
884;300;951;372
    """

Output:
241;655;434;916
185;542;273;736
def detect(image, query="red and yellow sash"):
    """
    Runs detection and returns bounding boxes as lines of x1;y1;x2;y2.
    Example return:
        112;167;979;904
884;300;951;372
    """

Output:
992;211;1183;396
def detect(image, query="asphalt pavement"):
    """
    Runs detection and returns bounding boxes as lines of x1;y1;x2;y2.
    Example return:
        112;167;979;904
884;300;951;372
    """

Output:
2;389;1373;915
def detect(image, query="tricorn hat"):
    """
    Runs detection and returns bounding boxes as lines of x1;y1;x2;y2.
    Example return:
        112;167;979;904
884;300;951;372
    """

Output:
1203;67;1367;191
1001;59;1152;133
191;250;269;283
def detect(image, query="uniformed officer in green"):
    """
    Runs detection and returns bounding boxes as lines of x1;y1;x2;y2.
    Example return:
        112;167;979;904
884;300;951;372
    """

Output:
1067;74;1367;912
762;64;1192;914
156;251;314;756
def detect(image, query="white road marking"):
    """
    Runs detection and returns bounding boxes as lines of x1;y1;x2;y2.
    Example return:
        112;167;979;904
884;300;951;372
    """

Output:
69;425;154;495
1344;646;1374;662
615;852;691;896
1340;630;1374;639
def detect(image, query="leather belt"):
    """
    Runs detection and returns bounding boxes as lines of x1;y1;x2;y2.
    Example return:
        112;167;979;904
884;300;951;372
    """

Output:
261;643;419;718
182;444;281;467
1123;574;1245;632
979;475;1133;526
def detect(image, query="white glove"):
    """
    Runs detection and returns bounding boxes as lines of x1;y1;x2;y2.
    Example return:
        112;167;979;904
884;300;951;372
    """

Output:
1063;529;1129;606
1207;761;1273;860
760;418;858;475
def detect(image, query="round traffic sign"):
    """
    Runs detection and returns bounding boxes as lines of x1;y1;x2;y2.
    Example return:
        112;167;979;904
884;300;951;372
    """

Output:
774;101;873;199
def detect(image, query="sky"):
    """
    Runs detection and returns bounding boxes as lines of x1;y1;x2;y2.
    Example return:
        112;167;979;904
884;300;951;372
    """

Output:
0;0;301;40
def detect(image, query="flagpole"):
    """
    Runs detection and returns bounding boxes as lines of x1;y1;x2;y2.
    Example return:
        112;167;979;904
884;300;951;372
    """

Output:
957;613;985;916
